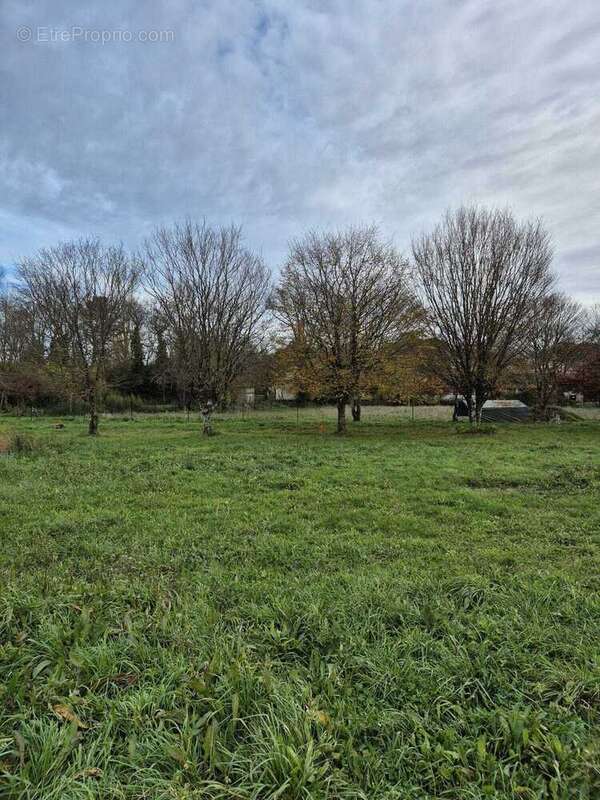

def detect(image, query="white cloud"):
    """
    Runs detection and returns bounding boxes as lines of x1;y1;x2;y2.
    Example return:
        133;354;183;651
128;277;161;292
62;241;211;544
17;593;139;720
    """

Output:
1;0;599;300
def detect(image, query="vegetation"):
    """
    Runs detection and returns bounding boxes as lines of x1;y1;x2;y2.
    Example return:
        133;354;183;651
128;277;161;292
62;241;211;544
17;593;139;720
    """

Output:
3;209;600;429
271;226;421;432
18;239;139;435
0;207;600;434
142;221;271;409
413;207;554;424
1;410;599;798
527;294;584;421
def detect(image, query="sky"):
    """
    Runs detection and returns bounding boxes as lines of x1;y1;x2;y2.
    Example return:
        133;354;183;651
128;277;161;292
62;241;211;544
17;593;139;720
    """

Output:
1;0;599;303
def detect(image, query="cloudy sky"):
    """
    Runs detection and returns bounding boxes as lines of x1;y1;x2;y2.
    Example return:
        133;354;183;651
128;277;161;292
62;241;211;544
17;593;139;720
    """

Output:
1;0;599;301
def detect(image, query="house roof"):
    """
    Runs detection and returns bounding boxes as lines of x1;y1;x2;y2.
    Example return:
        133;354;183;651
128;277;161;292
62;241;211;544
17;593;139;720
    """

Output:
482;399;528;409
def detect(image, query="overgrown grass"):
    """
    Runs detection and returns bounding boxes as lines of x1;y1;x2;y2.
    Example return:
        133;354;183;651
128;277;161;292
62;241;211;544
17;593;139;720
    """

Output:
1;411;599;799
0;432;37;456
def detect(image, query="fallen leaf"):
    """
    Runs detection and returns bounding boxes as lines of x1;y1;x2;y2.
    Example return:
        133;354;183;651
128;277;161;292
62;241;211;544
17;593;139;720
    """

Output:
52;704;88;729
74;767;102;780
111;672;137;687
308;708;331;726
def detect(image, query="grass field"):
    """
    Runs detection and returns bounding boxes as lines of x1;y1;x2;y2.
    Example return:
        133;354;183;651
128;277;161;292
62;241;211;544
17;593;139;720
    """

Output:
1;410;599;799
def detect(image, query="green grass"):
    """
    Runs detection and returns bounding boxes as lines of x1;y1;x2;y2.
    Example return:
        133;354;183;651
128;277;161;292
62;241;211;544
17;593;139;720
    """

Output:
1;410;599;799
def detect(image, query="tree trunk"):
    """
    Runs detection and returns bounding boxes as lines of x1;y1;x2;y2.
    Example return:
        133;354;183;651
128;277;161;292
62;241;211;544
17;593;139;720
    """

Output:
336;397;347;434
466;394;474;424
351;395;361;422
534;381;553;421
88;384;98;435
202;402;213;436
474;391;485;426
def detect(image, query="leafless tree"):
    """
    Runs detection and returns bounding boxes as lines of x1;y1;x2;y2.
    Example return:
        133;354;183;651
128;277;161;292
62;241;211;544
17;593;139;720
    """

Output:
413;207;554;423
527;293;583;419
586;304;600;344
18;239;139;434
141;220;271;408
0;292;47;409
573;303;600;405
271;226;422;433
0;295;40;366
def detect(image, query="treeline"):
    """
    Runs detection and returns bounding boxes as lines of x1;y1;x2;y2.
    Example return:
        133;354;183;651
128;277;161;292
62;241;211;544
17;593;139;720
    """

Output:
1;207;599;434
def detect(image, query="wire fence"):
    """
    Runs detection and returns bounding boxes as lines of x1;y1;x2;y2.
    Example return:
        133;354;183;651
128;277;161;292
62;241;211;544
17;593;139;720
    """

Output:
2;401;600;423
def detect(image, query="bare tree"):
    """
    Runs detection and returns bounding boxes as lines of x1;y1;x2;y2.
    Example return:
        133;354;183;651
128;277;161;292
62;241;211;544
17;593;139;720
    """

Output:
586;304;600;344
271;226;421;433
413;207;554;423
141;220;271;408
18;239;139;434
575;304;600;405
148;309;173;403
0;296;41;367
527;293;583;419
0;291;48;409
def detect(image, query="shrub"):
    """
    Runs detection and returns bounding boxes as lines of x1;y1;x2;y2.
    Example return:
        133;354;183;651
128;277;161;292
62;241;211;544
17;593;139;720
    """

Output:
544;405;582;422
102;391;146;413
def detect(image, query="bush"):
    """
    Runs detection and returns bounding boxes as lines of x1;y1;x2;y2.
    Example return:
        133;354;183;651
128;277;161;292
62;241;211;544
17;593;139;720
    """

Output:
543;406;582;423
102;391;146;413
102;392;179;414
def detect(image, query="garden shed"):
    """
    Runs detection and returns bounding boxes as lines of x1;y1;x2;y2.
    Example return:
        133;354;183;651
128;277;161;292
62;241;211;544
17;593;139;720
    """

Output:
481;399;529;422
454;398;530;422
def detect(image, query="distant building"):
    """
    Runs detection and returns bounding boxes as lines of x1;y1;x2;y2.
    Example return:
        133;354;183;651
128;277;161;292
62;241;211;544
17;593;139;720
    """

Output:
480;399;529;422
273;384;297;401
562;390;583;405
236;386;255;405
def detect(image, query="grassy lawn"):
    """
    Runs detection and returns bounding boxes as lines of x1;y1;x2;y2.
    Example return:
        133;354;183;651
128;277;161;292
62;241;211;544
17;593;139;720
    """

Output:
1;411;599;799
